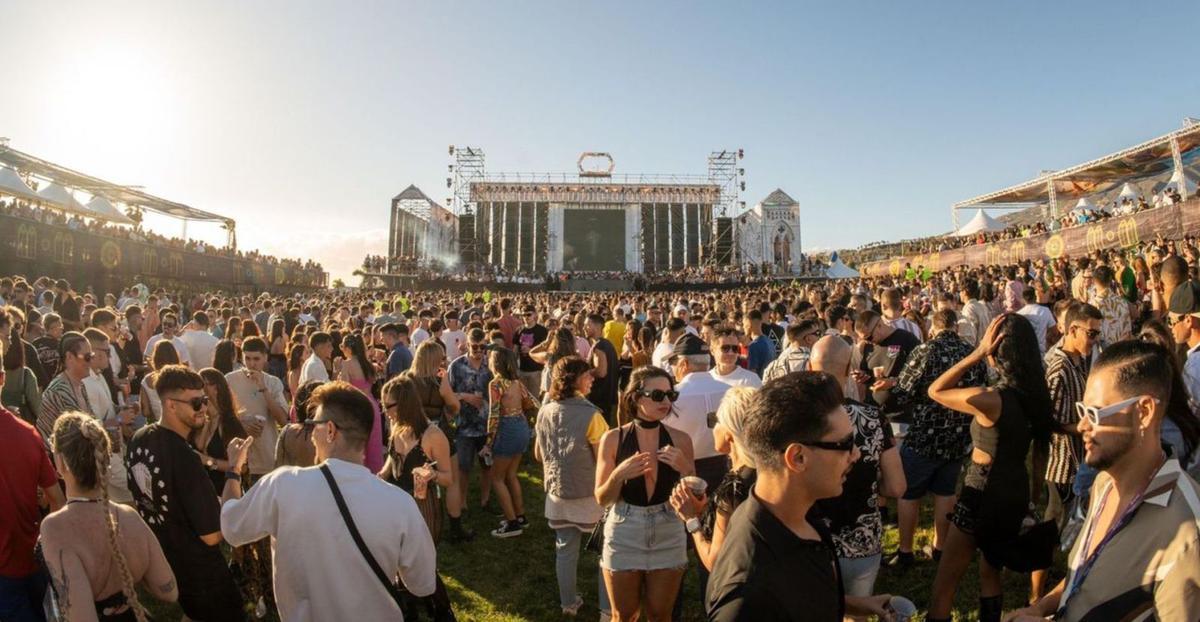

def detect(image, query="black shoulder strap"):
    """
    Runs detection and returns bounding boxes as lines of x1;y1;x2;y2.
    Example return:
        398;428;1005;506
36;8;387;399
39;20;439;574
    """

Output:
319;464;405;611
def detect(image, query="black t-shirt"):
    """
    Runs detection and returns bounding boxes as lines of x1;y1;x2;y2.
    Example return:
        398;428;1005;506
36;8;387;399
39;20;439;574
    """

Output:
33;336;61;380
516;324;549;372
763;323;785;355
815;399;895;559
860;328;921;410
587;339;620;409
707;492;844;621
125;424;228;583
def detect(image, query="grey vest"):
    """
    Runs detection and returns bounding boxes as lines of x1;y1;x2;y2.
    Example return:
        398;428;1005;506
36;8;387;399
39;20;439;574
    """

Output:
536;396;601;500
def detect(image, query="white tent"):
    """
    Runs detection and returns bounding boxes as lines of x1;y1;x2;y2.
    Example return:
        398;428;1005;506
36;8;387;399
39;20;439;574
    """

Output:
1074;197;1094;210
0;166;41;202
1118;183;1139;200
1169;169;1196;195
825;255;859;279
85;195;135;225
955;209;1006;236
36;183;90;216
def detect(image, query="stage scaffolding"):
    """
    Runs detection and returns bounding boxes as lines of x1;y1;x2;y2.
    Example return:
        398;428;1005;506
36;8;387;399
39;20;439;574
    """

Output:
706;149;743;266
448;146;486;263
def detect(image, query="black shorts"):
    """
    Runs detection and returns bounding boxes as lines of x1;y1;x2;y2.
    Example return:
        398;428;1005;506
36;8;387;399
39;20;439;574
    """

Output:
177;567;245;622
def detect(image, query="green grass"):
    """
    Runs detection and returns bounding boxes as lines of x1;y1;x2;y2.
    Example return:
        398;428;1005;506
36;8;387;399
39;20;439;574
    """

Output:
144;464;1065;621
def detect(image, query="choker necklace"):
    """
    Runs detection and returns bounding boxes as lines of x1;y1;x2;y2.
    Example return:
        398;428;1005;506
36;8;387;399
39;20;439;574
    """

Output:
67;497;102;504
634;418;661;429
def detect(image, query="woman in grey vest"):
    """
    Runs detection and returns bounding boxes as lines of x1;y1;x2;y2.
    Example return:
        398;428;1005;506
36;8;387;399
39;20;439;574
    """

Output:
534;356;610;617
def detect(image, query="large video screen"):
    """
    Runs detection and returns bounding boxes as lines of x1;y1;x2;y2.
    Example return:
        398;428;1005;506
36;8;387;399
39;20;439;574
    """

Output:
563;208;625;271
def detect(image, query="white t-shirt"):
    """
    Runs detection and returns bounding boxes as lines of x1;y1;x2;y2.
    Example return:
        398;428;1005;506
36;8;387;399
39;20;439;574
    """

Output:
666;372;732;460
221;459;437;622
179;329;220;370
299;353;330;386
1016;303;1056;354
143;334;192;367
651;341;675;371
225;370;289;476
411;327;431;347
441;329;466;359
709;366;763;389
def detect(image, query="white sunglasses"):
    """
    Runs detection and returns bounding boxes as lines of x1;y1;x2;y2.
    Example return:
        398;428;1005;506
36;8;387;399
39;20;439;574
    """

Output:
1075;395;1156;426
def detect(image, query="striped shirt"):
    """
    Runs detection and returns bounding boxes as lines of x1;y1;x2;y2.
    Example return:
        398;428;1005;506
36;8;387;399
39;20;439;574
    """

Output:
1057;459;1200;621
1043;345;1089;485
37;373;91;451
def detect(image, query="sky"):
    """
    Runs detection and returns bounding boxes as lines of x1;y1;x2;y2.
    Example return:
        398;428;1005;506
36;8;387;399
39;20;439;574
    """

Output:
3;1;1198;284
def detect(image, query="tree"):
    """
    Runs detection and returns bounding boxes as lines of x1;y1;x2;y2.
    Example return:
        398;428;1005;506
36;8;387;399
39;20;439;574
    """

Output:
331;278;346;289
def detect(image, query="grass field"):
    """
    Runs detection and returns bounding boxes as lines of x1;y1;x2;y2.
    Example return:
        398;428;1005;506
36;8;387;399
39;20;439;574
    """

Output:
146;464;1066;621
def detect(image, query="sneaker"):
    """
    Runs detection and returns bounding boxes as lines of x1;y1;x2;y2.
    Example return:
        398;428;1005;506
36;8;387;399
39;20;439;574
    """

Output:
886;551;915;570
515;515;529;528
490;520;524;538
562;597;584;617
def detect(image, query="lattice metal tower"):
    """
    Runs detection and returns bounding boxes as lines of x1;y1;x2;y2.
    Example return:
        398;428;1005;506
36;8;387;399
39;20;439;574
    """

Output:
448;146;485;267
707;149;744;265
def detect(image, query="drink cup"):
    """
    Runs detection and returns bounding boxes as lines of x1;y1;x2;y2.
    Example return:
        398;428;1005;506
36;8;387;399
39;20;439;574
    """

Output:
887;596;916;622
682;475;707;498
413;467;430;499
873;365;887;379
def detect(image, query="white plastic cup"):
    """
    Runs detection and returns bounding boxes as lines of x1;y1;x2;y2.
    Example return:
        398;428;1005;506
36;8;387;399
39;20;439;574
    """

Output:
887;596;916;622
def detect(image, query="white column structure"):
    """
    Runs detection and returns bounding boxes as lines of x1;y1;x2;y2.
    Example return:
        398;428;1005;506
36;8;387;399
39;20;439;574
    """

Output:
625;204;641;272
547;204;564;272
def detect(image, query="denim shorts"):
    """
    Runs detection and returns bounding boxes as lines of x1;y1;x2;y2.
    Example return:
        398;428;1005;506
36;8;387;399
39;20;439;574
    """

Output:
492;416;530;457
900;444;963;499
601;501;687;572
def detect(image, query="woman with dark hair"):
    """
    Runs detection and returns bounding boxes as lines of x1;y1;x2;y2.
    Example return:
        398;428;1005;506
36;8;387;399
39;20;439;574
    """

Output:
335;333;384;472
286;343;307;398
594;366;694;622
267;319;288;382
2;319;41;424
533;356;609;616
211;339;240;375
926;314;1054;622
140;339;180;422
40;412;179;621
224;317;244;348
194;368;249;493
379;375;457;621
483;347;537;538
241;319;261;339
275;380;320;468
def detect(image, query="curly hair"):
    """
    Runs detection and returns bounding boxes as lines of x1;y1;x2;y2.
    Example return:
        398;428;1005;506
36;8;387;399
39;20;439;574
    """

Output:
547;356;591;402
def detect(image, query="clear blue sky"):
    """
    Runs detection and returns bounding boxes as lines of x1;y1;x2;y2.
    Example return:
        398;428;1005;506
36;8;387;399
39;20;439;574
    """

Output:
3;1;1197;282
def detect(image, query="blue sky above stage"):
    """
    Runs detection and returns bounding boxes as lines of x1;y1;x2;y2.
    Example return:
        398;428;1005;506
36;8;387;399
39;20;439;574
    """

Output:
2;1;1198;283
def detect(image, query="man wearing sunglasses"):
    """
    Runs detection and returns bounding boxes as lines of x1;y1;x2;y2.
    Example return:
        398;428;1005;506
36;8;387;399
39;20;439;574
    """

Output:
35;332;95;448
1167;280;1200;404
709;328;762;389
126;365;253;622
1011;341;1200;622
708;371;896;622
763;320;821;383
142;312;192;368
1042;303;1103;519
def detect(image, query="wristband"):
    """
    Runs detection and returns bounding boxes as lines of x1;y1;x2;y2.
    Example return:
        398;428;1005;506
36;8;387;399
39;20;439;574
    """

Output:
685;517;701;533
225;471;242;482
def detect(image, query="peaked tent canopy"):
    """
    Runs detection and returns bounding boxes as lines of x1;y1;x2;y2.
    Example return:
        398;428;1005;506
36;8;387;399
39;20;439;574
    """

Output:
85;195;135;225
1073;197;1094;211
955;209;1006;236
825;256;859;279
1118;182;1139;199
36;183;91;216
0;166;40;202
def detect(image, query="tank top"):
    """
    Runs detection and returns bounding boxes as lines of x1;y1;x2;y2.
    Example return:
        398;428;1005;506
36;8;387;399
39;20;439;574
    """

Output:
390;437;432;493
616;424;680;506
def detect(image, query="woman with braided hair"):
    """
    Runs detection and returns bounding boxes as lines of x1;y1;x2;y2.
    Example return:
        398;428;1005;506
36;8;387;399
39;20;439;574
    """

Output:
39;411;178;621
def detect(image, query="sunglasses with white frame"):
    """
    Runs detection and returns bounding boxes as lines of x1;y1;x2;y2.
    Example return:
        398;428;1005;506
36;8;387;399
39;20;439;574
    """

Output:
1075;395;1158;426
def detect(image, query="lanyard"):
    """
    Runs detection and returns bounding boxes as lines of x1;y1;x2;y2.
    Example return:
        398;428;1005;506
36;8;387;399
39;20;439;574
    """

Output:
1058;457;1163;615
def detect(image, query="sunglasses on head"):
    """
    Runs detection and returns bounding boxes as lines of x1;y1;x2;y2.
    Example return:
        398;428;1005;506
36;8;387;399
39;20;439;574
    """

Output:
801;432;856;453
168;396;210;411
637;389;679;403
1075;395;1156;426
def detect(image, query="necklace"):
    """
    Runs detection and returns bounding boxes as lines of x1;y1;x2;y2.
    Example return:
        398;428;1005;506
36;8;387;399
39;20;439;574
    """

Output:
67;496;103;504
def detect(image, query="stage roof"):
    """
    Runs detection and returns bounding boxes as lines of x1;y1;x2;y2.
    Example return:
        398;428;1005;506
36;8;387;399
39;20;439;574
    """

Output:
0;144;232;224
954;121;1200;208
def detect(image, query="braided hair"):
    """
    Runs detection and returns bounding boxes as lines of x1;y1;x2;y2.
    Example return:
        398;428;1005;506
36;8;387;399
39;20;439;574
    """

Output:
51;412;148;622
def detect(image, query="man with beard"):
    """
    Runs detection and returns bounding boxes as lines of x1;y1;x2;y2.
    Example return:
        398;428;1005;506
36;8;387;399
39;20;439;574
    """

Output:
126;365;253;621
1007;341;1200;621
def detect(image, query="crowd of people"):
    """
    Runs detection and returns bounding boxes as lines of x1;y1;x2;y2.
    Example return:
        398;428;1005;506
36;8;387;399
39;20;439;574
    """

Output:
2;219;1200;621
0;198;324;274
844;187;1187;264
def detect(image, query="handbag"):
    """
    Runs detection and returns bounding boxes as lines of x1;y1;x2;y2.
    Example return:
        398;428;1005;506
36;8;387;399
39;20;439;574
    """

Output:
320;464;406;613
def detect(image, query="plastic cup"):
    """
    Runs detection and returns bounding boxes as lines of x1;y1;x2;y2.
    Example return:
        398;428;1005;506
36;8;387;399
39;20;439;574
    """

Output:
682;475;707;497
413;467;430;500
873;365;888;379
887;596;916;622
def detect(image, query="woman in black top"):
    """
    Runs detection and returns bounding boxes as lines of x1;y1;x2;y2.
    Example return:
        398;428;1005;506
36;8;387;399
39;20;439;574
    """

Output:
927;315;1053;622
194;368;248;494
594;366;694;622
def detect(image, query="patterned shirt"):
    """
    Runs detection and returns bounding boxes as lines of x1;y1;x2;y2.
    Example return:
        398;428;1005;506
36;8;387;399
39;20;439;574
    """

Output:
448;354;491;438
762;346;810;383
1044;345;1089;485
890;331;987;460
1088;290;1132;348
37;373;91;452
816;399;894;559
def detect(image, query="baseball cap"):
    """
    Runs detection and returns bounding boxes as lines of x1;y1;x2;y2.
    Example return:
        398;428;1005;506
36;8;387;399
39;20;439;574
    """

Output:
671;333;709;359
1168;280;1200;315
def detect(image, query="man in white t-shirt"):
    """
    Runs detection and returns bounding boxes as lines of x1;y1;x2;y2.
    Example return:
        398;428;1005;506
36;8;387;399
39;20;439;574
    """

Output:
708;328;762;388
410;310;432;347
666;334;732;495
652;318;686;371
299;332;334;386
440;313;467;360
143;313;192;367
179;311;221;370
225;337;289;483
220;382;436;621
82;329;136;503
1015;287;1055;354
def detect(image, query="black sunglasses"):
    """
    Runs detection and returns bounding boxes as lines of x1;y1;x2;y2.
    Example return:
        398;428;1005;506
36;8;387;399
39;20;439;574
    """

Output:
719;345;740;354
801;432;856;453
1071;325;1102;338
637;389;679;403
167;396;209;411
76;351;95;362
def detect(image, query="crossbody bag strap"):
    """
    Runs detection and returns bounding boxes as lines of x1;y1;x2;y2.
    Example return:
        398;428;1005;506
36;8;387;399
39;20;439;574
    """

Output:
319;464;405;611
